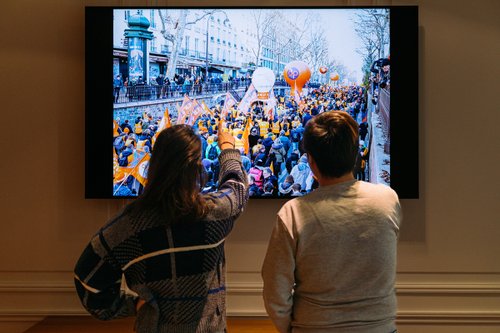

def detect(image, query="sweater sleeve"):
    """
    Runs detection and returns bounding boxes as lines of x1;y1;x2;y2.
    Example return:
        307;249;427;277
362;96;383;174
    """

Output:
74;232;137;320
203;148;248;222
262;215;296;333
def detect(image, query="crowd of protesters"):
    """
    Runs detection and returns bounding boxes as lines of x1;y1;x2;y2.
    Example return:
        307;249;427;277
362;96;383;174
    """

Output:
113;72;253;103
369;56;390;105
113;83;371;197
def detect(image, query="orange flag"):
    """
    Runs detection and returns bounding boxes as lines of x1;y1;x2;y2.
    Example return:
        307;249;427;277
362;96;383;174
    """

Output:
238;84;257;115
202;100;214;116
158;107;171;131
186;99;204;126
114;152;151;192
113;120;120;137
221;91;238;119
130;153;150;186
241;117;250;155
176;95;194;125
152;107;171;146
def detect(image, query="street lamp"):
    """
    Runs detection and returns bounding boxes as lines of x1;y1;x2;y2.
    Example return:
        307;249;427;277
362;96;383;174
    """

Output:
205;16;210;81
204;10;230;83
276;39;292;81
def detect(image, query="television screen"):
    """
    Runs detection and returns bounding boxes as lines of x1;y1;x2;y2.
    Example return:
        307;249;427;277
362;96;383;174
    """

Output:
86;6;418;199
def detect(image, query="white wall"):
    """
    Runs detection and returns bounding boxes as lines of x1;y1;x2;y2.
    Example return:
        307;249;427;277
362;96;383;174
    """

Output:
0;0;499;332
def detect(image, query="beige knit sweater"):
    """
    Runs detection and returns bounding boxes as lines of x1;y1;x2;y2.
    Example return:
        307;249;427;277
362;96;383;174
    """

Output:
262;180;402;333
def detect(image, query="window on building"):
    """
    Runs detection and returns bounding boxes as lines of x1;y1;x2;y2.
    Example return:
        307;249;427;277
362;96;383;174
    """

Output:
150;37;157;53
195;38;199;53
185;36;190;52
150;10;156;28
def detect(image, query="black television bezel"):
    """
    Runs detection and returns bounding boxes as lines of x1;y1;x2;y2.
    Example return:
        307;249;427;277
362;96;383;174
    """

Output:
85;6;419;199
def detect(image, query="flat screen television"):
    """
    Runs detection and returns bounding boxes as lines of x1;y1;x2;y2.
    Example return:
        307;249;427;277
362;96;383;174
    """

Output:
85;6;418;199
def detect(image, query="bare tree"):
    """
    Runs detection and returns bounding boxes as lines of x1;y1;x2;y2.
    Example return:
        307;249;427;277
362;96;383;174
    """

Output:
301;22;329;82
158;9;217;79
285;12;310;62
250;10;279;66
353;9;390;82
325;59;350;85
354;9;390;59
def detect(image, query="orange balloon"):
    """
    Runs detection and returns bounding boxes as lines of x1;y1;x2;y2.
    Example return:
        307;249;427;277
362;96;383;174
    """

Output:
283;61;311;96
330;73;339;81
319;66;328;74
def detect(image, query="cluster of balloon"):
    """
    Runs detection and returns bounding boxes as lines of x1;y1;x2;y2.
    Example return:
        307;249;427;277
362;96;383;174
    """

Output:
252;67;276;100
319;66;328;74
283;60;311;96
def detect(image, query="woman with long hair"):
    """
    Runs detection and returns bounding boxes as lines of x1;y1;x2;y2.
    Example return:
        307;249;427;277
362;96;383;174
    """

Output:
74;125;248;333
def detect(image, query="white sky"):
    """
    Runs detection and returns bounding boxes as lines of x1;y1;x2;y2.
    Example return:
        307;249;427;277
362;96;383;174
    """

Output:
223;9;372;83
119;8;388;83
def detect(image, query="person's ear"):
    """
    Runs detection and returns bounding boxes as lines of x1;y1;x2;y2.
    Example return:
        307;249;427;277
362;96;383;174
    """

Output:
307;154;319;180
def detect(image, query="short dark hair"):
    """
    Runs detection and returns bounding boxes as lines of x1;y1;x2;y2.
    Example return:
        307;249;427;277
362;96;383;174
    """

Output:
264;182;274;193
303;111;358;178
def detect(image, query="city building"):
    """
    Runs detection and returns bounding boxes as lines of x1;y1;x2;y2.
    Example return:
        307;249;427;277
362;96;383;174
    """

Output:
113;9;259;83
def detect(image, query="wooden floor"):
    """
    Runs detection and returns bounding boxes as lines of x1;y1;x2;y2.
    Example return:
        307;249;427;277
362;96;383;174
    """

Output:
25;316;279;333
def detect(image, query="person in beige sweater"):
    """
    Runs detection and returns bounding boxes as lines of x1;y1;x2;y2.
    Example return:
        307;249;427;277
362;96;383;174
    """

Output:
262;111;402;333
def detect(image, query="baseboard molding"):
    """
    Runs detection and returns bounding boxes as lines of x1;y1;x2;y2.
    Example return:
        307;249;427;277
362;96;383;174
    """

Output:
1;271;499;327
397;311;500;325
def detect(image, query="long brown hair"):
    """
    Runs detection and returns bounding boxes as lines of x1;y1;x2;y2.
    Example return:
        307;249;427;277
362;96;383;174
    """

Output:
128;125;207;221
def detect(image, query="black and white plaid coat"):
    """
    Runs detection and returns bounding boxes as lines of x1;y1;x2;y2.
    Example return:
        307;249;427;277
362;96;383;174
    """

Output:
74;149;248;333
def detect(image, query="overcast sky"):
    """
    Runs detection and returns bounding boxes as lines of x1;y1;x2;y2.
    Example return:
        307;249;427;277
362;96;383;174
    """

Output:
117;8;388;83
224;8;376;83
